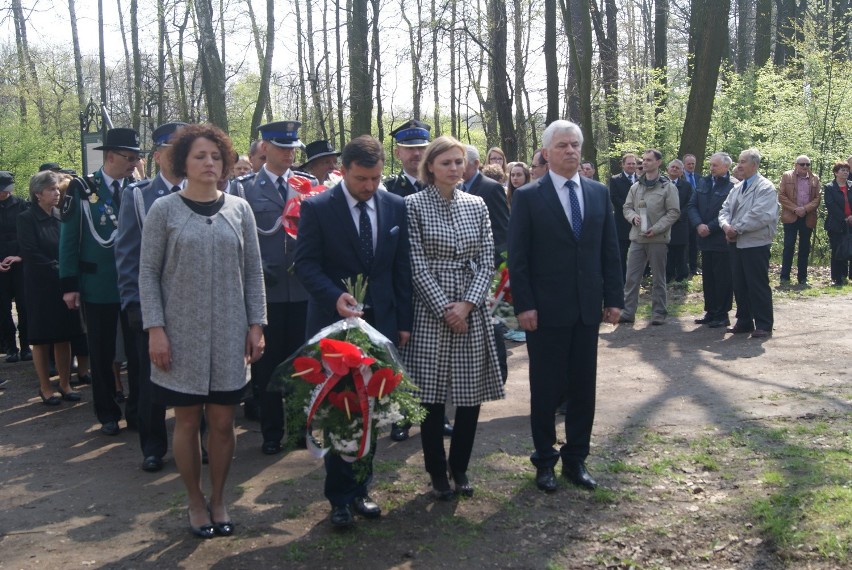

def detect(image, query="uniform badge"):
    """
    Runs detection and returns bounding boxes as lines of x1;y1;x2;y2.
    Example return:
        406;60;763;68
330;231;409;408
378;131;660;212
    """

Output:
89;194;99;204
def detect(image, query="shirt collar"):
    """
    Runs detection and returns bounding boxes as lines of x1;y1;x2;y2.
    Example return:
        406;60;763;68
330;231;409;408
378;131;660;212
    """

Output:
464;171;481;191
548;170;582;191
263;164;291;182
341;181;375;211
158;173;184;189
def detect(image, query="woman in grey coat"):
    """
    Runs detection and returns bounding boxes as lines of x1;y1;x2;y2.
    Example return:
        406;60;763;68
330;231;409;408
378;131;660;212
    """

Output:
402;136;505;500
139;124;266;539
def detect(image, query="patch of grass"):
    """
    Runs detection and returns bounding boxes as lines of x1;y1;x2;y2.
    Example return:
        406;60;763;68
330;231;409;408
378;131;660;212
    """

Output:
604;460;643;474
280;504;303;519
761;470;785;485
648;457;677;475
691;451;720;471
282;544;306;562
591;487;620;504
373;459;405;474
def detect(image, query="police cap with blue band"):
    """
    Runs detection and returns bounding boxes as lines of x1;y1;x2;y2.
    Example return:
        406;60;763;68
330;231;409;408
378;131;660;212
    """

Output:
390;119;431;147
258;120;303;148
152;122;188;148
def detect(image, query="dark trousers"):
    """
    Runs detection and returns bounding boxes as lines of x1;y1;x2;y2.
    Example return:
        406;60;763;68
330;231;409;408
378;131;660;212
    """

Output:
126;316;167;458
420;403;481;477
701;249;733;320
618;239;631;281
0;263;27;351
251;301;307;445
82;302;123;425
666;244;689;282
526;322;598;469
324;443;375;507
494;323;508;384
828;231;852;284
730;244;773;331
688;230;699;273
780;217;812;282
119;311;140;429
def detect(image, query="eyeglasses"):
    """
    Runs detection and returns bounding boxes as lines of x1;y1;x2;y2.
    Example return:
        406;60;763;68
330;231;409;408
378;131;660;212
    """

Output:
797;162;811;167
115;152;142;163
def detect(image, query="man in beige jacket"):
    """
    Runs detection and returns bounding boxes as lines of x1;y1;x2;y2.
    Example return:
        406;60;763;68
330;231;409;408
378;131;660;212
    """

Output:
777;155;821;284
620;149;681;325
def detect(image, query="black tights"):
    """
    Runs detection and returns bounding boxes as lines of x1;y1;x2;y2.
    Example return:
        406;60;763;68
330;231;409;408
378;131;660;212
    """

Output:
420;402;480;477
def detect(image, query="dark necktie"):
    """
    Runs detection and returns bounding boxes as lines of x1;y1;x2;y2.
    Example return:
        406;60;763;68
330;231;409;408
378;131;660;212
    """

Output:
171;185;181;193
566;180;582;240
276;176;287;201
356;201;374;268
111;180;122;208
741;179;748;194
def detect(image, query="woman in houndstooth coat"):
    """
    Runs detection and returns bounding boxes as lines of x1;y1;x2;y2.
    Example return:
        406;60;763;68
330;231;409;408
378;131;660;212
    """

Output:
402;135;505;500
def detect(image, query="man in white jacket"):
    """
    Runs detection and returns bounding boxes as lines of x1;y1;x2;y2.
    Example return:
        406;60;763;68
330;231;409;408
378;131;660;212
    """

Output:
718;148;779;339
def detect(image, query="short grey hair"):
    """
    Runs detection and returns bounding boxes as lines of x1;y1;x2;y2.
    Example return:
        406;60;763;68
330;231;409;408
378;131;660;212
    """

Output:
668;159;684;169
465;145;481;165
740;148;762;166
542;120;584;149
710;152;732;167
29;170;59;202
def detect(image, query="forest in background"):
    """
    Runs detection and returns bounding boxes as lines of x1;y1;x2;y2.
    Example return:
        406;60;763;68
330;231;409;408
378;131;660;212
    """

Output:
1;0;851;188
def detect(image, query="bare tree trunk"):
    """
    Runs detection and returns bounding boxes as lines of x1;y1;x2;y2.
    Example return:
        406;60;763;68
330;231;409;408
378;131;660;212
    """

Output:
561;0;594;165
156;0;165;125
512;0;527;161
167;5;191;122
307;0;327;137
431;0;441;137
130;0;143;131
116;0;134;119
736;0;755;71
294;0;309;127
12;0;48;130
544;0;559;125
591;0;621;175
775;0;796;66
679;0;731;164
68;0;86;112
194;0;229;130
400;0;423;120
349;0;372;136
450;0;457;138
323;0;336;143
488;0;516;158
249;0;275;141
371;0;384;141
754;0;773;67
653;0;668;146
336;0;346;147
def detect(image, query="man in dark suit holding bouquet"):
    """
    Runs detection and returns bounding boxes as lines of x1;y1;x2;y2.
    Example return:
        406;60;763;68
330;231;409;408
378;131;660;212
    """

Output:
508;120;624;493
295;135;413;528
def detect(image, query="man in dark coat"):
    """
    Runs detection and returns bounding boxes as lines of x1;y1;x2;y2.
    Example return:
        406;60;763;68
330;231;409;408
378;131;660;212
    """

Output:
687;152;735;328
0;171;29;361
295;135;413;529
665;159;693;283
608;153;638;280
509;120;624;494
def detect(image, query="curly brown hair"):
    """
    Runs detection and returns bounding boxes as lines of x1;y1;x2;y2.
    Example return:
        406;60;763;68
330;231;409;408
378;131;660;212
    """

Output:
169;123;235;179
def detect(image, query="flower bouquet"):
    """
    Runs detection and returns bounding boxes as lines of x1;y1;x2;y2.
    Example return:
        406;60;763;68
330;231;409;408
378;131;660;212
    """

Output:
488;261;518;331
271;278;424;464
281;174;328;238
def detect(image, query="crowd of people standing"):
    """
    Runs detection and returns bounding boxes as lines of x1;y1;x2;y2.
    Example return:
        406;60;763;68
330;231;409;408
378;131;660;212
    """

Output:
1;115;850;539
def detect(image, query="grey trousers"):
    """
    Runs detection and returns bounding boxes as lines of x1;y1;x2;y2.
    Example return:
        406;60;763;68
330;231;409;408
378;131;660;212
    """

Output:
622;242;668;320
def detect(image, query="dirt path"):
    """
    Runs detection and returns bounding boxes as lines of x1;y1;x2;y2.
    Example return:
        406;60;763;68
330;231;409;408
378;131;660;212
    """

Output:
1;293;850;569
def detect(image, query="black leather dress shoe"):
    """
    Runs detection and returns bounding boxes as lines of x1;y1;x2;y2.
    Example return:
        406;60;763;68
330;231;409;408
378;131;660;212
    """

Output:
430;472;456;501
726;322;754;334
707;318;731;328
450;471;474;497
694;315;711;324
20;348;32;361
562;462;598;490
750;329;771;339
351;496;381;518
535;466;558;493
142;456;164;472
261;441;282;455
390;423;410;441
100;421;120;436
330;505;354;528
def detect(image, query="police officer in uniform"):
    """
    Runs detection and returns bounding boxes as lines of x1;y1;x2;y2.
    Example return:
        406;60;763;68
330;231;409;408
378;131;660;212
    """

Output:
0;171;30;361
115;122;186;471
60;127;141;436
384;120;430;198
232;120;312;455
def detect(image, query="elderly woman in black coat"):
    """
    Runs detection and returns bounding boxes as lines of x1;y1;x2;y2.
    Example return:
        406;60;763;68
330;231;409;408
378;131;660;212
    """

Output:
824;161;852;285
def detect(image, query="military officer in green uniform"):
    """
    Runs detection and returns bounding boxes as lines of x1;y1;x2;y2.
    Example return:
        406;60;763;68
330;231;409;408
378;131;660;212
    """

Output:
59;127;141;436
383;120;430;198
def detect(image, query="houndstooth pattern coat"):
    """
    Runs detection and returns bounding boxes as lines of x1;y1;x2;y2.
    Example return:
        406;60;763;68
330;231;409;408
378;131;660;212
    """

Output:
401;186;505;406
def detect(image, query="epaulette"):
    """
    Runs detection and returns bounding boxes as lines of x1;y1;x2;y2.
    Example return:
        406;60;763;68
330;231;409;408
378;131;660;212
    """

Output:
61;175;94;220
237;172;256;183
291;170;319;185
127;178;152;190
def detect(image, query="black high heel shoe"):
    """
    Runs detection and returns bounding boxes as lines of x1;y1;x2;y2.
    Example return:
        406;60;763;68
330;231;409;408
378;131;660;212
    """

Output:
57;387;82;402
450;471;474;498
188;510;215;539
207;503;234;536
38;390;61;406
429;472;455;501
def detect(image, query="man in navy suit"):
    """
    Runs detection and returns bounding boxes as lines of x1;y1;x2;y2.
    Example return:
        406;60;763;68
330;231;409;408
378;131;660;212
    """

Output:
508;120;624;493
462;145;510;266
295;135;413;528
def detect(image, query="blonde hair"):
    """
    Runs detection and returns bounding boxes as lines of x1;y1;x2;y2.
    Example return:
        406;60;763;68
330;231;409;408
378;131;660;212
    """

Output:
418;135;467;186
